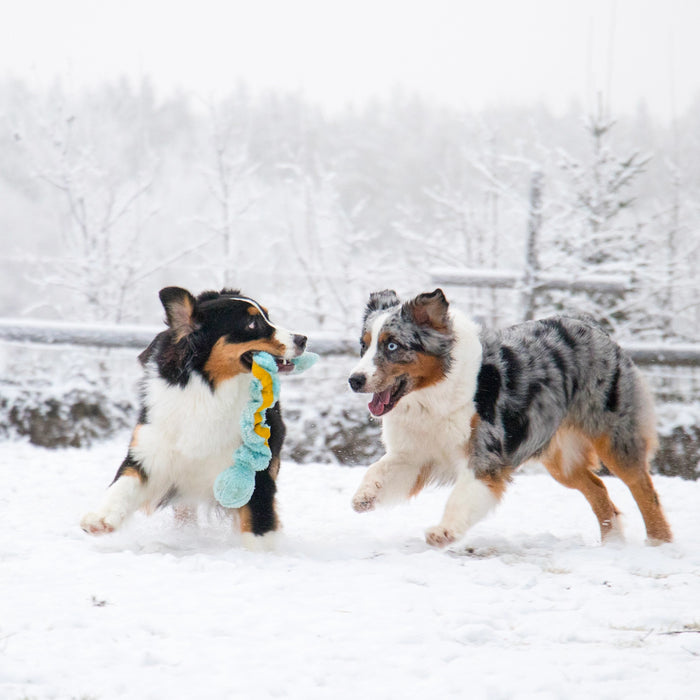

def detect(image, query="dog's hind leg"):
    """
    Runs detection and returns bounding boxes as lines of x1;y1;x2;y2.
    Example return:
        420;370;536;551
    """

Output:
80;455;149;535
541;428;623;543
425;463;507;548
593;435;672;544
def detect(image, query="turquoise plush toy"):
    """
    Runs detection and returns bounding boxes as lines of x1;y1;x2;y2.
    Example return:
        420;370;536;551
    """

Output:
213;350;318;508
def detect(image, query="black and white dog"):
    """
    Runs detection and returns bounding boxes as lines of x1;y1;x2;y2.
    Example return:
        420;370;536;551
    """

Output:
81;287;307;548
348;289;672;547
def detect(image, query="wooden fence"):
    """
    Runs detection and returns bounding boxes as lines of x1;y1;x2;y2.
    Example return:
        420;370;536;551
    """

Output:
0;317;698;367
0;319;356;356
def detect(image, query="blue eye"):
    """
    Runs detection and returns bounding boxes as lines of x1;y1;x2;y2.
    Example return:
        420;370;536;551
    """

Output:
387;342;398;352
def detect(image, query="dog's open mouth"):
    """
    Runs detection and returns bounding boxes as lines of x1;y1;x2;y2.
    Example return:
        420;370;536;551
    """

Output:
368;377;408;417
240;351;295;374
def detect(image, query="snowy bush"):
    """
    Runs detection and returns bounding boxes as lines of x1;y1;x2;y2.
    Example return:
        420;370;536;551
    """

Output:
0;344;136;449
1;383;132;448
655;426;700;480
655;403;700;480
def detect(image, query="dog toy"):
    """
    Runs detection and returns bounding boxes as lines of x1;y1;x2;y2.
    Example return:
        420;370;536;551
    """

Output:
213;350;318;508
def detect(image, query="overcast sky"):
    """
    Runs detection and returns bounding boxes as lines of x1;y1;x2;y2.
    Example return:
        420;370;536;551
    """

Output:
2;0;699;122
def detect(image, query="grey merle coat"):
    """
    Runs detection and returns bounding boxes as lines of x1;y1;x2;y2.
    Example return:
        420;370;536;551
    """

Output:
349;289;672;547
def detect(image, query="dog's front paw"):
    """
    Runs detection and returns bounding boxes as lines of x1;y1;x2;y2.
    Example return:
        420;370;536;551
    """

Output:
425;525;459;548
352;483;381;513
80;512;116;536
241;531;278;552
352;493;376;513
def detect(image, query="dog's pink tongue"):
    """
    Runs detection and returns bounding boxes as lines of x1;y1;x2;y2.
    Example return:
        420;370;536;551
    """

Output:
368;389;392;417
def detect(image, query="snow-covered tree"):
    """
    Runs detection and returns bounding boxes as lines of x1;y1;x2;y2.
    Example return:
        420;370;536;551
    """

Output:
14;82;159;323
199;95;260;288
544;102;651;338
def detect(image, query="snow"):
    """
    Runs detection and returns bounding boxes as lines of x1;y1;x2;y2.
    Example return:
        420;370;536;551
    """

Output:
2;438;700;700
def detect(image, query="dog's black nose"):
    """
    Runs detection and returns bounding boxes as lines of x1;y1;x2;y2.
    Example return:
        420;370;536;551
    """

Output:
294;334;307;352
348;373;366;392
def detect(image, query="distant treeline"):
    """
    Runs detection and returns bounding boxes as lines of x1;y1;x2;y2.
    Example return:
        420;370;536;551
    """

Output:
0;78;698;342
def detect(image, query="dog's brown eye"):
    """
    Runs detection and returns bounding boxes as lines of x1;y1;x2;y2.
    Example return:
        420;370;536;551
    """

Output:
247;319;257;330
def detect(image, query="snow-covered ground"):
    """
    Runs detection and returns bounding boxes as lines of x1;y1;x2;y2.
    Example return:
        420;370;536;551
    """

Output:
2;437;699;700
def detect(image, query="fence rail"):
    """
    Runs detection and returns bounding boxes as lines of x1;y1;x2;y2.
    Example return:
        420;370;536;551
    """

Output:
0;318;699;367
430;267;631;293
0;318;357;356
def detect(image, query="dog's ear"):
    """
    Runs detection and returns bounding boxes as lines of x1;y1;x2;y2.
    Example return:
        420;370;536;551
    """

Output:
402;288;450;331
159;286;198;341
364;290;400;319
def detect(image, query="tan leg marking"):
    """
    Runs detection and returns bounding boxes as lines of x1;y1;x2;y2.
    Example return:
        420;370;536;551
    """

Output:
130;424;142;448
409;464;434;498
238;505;253;534
592;435;672;544
479;469;514;501
268;456;281;481
542;428;622;542
119;465;143;480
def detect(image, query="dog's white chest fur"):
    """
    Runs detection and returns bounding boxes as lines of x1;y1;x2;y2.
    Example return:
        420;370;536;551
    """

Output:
382;310;483;480
132;370;251;502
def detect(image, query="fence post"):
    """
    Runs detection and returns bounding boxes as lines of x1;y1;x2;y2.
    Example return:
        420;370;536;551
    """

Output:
522;170;543;321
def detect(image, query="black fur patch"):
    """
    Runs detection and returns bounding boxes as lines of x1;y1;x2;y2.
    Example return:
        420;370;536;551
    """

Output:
543;318;577;350
475;364;501;424
548;347;570;400
525;381;541;408
501;407;530;456
157;337;191;387
247;469;278;535
266;403;286;460
605;363;620;412
500;346;521;392
197;288;241;304
570;376;579;399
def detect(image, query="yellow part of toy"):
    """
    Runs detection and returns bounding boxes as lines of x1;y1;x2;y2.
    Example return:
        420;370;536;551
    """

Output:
251;360;275;444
